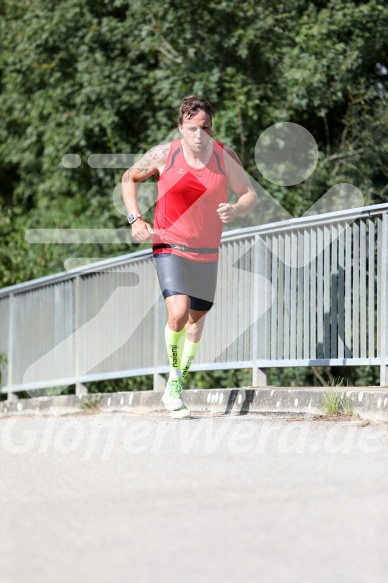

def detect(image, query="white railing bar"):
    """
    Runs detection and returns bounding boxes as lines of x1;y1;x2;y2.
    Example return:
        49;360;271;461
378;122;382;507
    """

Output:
255;358;382;367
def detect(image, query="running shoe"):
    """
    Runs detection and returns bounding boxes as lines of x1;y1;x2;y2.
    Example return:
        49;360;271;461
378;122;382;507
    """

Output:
171;405;191;419
162;378;190;416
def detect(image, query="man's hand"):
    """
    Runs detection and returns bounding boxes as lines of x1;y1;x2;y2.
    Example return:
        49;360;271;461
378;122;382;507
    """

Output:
131;218;154;242
217;203;237;224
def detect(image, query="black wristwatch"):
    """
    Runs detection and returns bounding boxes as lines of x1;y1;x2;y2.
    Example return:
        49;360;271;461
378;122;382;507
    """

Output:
127;213;142;225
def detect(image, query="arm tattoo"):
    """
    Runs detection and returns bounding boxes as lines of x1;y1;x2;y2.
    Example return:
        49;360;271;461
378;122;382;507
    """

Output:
123;144;169;180
123;169;131;182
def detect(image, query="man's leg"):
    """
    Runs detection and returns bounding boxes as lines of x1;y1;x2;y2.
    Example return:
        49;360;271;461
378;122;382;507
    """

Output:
180;259;217;380
165;294;190;380
181;308;208;379
153;254;216;415
162;294;191;416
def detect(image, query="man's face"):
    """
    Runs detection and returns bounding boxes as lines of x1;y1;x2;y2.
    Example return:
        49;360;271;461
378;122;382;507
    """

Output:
179;110;212;153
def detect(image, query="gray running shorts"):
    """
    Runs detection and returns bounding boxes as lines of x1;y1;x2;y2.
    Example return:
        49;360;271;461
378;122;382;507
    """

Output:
153;253;218;311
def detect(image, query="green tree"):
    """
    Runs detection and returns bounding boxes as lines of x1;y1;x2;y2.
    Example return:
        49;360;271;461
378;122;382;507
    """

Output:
1;1;387;285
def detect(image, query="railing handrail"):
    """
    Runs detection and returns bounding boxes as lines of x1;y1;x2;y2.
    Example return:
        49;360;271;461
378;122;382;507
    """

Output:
222;202;388;240
2;201;388;298
0;248;153;298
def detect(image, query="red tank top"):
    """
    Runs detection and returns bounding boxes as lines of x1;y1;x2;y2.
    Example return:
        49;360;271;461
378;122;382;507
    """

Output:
152;139;228;262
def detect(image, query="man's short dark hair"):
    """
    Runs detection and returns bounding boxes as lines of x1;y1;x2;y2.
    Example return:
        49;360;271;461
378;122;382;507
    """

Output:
178;95;213;126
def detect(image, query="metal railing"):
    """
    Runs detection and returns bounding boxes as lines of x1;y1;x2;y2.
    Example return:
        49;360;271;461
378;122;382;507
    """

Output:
1;202;388;398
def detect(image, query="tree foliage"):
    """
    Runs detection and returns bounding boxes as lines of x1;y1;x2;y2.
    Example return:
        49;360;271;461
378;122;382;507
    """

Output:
1;0;387;281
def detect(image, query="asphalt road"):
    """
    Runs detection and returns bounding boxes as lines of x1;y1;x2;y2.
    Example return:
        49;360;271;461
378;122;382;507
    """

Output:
1;412;388;583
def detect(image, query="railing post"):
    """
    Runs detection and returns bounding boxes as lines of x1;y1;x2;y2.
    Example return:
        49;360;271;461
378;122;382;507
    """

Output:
74;275;88;395
252;235;267;387
379;213;388;386
7;293;18;402
153;273;165;392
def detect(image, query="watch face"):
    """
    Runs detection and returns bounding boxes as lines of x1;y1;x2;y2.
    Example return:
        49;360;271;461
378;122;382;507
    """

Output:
127;214;137;224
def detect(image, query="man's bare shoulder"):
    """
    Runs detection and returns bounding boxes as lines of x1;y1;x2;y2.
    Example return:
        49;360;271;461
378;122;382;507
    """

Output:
137;142;171;170
222;144;243;168
124;142;172;181
146;142;171;161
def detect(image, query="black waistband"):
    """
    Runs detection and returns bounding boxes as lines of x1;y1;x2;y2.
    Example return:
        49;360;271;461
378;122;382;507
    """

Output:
152;244;219;254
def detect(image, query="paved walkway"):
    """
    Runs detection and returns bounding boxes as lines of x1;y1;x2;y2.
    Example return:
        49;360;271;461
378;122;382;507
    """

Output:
1;413;387;583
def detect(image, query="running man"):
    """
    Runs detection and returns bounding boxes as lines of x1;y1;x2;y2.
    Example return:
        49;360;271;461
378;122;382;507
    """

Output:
122;95;257;418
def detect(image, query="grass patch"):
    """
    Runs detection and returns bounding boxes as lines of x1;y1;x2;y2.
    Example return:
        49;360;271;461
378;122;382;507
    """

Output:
320;377;355;419
81;394;103;413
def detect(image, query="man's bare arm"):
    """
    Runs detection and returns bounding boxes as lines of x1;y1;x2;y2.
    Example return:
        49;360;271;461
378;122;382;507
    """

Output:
122;143;170;183
217;146;258;224
122;144;170;241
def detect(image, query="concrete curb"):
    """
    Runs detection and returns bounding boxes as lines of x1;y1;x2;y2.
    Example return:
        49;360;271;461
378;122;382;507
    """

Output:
1;387;388;421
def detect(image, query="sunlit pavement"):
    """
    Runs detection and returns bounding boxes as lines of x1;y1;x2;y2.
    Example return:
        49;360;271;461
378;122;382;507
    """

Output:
1;413;387;583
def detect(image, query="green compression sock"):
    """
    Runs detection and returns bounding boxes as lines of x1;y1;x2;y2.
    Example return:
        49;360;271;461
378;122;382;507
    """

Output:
181;339;200;379
165;325;186;377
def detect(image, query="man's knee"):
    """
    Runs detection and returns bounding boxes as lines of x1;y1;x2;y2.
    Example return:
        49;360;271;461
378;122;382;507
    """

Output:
185;310;208;341
166;296;190;331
